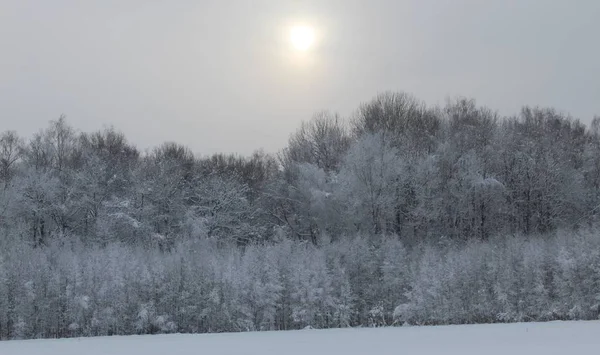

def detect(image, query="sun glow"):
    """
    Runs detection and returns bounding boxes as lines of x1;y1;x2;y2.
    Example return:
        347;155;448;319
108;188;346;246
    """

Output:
290;25;315;51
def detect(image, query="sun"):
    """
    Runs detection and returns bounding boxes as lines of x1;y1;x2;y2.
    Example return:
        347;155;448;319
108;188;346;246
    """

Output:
290;25;315;51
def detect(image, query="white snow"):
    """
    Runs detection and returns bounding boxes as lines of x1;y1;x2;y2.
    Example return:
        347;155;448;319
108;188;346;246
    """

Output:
1;321;598;355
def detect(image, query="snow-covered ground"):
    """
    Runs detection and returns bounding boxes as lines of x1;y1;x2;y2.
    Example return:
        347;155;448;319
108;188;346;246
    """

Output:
1;321;598;355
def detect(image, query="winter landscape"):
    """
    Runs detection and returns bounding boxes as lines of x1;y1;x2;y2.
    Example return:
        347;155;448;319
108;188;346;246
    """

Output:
2;94;600;346
2;1;600;353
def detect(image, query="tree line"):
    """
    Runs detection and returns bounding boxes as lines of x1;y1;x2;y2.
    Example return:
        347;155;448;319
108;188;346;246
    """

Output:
1;91;600;339
2;92;599;246
1;230;600;339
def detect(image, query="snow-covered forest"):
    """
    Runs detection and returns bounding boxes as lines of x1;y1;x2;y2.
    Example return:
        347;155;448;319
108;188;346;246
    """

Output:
1;92;600;339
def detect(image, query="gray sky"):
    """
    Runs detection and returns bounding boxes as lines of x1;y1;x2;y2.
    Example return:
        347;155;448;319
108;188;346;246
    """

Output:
1;0;599;155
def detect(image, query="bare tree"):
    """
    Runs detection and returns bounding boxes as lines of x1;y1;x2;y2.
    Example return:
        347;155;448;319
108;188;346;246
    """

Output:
0;131;23;185
281;111;351;174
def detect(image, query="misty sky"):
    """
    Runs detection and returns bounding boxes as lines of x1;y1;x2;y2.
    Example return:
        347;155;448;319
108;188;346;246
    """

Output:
1;0;599;155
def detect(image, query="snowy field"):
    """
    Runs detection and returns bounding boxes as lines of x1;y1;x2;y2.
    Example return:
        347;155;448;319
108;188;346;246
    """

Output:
1;321;599;355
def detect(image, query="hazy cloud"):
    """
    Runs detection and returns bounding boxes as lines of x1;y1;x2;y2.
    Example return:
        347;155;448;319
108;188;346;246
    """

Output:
1;0;598;154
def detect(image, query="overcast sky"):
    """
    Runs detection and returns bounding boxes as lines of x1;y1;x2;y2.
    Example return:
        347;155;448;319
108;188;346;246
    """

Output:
1;0;599;155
